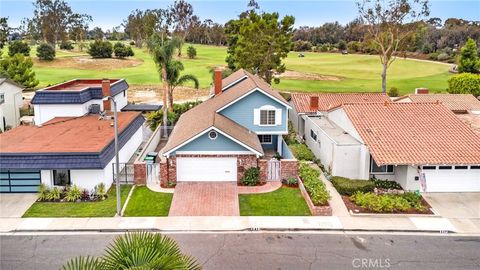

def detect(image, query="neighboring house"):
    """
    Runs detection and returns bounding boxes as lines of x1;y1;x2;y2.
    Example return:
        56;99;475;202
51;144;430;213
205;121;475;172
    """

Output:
395;93;480;135
158;69;295;183
0;79;144;193
305;102;480;192
31;79;129;125
0;78;25;132
289;93;389;138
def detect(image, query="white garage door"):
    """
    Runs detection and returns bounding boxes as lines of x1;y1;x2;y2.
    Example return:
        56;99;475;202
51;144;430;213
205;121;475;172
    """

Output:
424;166;480;192
177;157;237;182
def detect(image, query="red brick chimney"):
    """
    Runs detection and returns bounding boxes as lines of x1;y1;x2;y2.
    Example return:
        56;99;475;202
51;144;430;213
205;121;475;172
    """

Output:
415;88;429;94
102;79;111;111
309;96;319;111
214;69;222;96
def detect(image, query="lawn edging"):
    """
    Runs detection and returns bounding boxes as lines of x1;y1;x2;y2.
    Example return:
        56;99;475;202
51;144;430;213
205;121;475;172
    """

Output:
120;185;136;216
298;176;332;216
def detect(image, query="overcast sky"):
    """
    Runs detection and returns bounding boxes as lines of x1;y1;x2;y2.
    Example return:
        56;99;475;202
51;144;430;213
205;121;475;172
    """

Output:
2;0;479;30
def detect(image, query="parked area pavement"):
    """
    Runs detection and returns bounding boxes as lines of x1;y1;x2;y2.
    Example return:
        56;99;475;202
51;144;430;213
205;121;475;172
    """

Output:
2;232;479;270
0;194;37;218
169;182;240;216
423;193;480;219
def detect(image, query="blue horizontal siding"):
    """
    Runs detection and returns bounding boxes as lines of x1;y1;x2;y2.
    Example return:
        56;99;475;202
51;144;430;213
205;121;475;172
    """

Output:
31;80;128;104
0;114;144;169
172;129;250;155
219;90;288;133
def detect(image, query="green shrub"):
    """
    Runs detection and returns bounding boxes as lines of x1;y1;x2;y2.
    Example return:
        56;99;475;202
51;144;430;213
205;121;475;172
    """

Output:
285;176;298;186
187;45;197;59
350;192;422;213
293;40;312;52
436;52;450;61
146;101;202;131
458;38;480;73
60;41;74;50
387;87;399;97
37;183;50;201
87;40;113;58
47;187;62;201
64;185;82;202
299;163;330;205
36;43;55;60
289;143;315;161
95;183;107;200
347;41;361;52
8;40;30;56
447;73;480;97
241;167;260;186
428;52;439;60
337;40;347;50
373;179;402;190
331;176;375;196
113;42;134;58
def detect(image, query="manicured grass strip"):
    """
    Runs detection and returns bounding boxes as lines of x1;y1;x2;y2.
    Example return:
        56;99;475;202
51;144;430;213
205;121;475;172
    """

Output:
23;185;132;217
123;186;173;217
239;187;311;216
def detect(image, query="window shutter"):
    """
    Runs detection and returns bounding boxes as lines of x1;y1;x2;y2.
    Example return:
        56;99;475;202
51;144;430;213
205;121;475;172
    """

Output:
253;109;260;125
275;109;282;125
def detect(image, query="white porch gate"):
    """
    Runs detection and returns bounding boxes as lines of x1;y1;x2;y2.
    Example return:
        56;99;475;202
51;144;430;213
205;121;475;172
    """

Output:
267;158;281;181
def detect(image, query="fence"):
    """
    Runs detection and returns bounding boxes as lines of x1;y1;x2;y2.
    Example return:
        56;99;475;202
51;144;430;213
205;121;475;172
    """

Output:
113;162;135;184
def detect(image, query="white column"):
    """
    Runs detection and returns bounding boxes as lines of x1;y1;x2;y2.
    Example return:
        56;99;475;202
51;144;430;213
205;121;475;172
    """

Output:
277;135;283;155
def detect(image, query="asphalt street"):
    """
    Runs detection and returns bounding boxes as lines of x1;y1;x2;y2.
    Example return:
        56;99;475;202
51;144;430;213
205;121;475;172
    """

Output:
1;232;479;270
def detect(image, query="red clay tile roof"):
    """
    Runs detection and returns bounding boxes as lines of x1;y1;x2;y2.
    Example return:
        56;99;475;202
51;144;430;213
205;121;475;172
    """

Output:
163;69;288;155
0;112;141;153
291;93;390;113
340;102;480;165
394;94;480;112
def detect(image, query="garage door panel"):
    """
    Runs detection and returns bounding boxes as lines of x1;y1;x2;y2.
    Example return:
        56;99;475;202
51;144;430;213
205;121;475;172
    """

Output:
0;170;40;193
425;169;480;192
177;157;237;182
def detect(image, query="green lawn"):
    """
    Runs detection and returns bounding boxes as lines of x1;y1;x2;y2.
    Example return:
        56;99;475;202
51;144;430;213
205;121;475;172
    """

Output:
123;186;173;217
22;185;132;217
239;187;311;216
5;42;452;94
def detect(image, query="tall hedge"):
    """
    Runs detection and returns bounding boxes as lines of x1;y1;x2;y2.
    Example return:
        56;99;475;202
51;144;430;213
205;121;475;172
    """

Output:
447;73;480;97
36;43;56;60
87;40;113;58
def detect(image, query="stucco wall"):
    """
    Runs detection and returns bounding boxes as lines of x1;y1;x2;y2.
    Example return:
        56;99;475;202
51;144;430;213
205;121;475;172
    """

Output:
327;108;363;143
394;165;420;191
0;82;23;131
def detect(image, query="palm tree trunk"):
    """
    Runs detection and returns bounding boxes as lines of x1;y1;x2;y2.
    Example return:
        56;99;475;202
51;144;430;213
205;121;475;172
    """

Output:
168;87;174;112
162;65;169;138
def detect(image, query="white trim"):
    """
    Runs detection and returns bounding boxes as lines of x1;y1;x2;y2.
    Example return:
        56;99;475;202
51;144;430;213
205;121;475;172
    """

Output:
255;130;288;135
216;87;291;113
176;151;253;155
208;130;218;140
163;126;263;157
222;75;248;91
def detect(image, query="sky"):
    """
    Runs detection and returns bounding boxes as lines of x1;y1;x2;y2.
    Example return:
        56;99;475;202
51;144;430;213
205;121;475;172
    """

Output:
1;0;479;30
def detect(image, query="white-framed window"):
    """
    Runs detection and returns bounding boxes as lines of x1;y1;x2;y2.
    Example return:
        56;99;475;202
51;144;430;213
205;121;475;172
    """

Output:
370;156;394;174
53;169;71;186
258;135;272;144
208;130;218;140
260;110;276;125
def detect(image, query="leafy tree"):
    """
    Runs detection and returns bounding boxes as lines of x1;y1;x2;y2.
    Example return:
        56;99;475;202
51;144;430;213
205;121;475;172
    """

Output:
68;13;92;43
8;40;30;56
225;5;295;84
0;17;9;49
458;38;480;74
338;39;347;50
166;60;199;109
356;0;430;92
90;27;104;40
59;41;74;50
62;232;201;270
186;45;197;59
124;9;172;48
36;43;56;60
447;73;480;97
170;0;194;56
87;40;113;58
387;86;399;97
0;54;39;88
113;42;134;58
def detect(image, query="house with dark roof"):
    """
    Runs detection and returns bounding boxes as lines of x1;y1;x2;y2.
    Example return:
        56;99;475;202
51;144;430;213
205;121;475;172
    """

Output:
305;102;480;192
0;79;144;193
156;69;297;184
289;93;390;138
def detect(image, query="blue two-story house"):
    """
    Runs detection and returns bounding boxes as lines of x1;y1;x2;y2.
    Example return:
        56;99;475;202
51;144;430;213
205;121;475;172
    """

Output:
161;69;295;183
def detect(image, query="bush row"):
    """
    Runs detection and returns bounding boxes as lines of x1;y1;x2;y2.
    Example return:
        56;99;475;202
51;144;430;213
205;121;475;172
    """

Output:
331;176;375;196
37;183;107;202
350;191;426;213
299;163;330;205
289;143;315;161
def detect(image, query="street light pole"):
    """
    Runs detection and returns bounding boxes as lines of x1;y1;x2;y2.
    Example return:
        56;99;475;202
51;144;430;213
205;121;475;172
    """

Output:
105;96;121;216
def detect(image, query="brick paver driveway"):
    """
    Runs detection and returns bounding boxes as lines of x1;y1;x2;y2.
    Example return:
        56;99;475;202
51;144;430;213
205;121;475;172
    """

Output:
169;182;240;216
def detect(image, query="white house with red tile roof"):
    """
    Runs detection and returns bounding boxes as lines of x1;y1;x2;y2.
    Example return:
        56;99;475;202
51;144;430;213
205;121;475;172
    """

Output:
305;102;480;192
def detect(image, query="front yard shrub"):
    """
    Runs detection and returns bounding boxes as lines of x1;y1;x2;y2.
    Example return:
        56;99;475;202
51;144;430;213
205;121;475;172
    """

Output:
8;40;30;56
289;143;315;161
88;40;113;58
331;176;375;196
47;187;61;201
36;43;56;60
95;183;107;200
299;163;330;205
373;179;402;190
241;167;260;186
65;185;82;202
37;183;49;201
350;192;424;213
284;176;298;186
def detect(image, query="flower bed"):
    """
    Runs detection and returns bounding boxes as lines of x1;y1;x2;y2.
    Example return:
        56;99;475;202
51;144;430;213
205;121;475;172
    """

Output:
298;163;331;216
37;183;107;203
343;192;433;214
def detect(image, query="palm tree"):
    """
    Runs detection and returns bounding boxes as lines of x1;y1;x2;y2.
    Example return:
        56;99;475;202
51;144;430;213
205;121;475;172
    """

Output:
62;232;202;270
166;60;200;110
